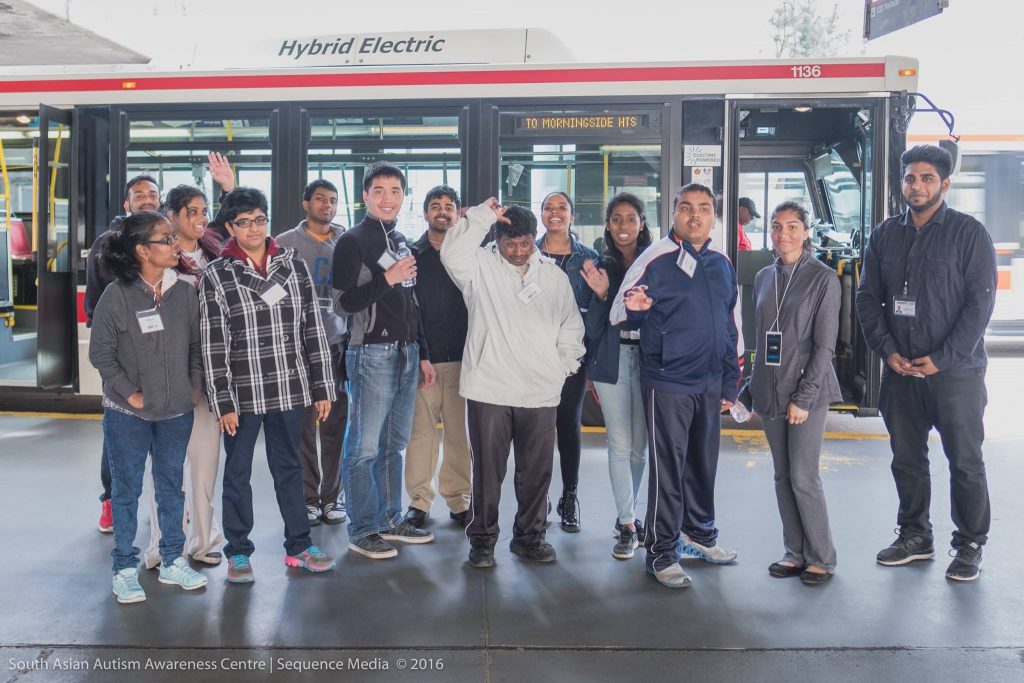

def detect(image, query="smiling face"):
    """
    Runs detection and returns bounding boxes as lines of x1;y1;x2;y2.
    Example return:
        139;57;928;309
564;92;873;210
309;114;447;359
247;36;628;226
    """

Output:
606;201;643;251
363;175;405;223
425;195;458;234
770;209;809;261
303;187;338;226
125;180;160;214
541;193;574;236
672;190;715;247
901;161;950;215
170;196;209;243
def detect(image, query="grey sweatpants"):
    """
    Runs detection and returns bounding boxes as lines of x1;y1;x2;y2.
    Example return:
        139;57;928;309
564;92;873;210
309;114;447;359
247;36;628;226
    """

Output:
762;402;837;572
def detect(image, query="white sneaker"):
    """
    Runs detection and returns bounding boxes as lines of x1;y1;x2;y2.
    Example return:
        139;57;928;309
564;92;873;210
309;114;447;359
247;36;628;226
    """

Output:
679;533;738;564
158;557;208;591
306;504;322;526
323;498;347;524
112;568;146;604
647;563;692;589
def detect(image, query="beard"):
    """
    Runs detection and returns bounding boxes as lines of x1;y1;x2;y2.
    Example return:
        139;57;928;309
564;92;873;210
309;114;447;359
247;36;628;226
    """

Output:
906;191;943;215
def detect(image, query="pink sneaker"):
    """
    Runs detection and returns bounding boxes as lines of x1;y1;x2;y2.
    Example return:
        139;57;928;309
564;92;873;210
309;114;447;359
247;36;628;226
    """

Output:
285;546;335;572
98;500;113;533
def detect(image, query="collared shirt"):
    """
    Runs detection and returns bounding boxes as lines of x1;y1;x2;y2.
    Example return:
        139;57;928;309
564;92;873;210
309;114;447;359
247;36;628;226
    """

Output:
856;202;997;371
199;244;337;419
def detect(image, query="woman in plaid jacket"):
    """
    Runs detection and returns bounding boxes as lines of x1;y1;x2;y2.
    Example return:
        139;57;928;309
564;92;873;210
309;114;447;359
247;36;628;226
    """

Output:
199;187;338;583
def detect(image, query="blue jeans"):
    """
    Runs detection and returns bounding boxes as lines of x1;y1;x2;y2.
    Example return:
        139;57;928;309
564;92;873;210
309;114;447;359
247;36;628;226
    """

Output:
222;408;310;557
343;342;419;541
594;344;648;525
104;409;193;573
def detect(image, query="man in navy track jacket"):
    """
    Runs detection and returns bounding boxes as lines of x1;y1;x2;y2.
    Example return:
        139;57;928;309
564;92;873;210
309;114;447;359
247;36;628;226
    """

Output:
610;183;741;589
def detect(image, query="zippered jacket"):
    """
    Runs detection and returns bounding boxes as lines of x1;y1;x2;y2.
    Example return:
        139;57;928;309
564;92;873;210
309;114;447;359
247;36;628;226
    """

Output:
610;233;740;401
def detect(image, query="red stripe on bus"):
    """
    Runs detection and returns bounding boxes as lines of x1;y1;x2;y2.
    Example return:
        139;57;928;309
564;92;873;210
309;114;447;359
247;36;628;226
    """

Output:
0;63;887;94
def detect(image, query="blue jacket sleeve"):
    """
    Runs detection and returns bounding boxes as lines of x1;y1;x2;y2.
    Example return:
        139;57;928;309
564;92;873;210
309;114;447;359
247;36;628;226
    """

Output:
721;266;740;402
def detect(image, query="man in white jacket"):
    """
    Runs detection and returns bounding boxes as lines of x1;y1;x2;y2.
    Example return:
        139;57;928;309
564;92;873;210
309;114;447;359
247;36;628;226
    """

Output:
441;198;585;568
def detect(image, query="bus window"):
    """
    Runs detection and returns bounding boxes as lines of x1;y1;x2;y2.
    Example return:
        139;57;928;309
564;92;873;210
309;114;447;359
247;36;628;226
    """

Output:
738;170;817;251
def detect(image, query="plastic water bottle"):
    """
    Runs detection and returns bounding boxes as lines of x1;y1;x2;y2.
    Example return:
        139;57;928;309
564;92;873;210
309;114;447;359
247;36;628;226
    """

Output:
396;243;416;288
729;401;751;423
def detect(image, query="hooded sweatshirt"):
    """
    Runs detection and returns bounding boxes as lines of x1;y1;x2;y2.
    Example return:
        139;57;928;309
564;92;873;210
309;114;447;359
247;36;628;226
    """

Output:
276;219;347;344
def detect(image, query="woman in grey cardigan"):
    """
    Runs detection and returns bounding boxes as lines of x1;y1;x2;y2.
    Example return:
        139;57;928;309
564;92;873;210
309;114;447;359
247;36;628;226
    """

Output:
89;211;207;604
739;201;842;585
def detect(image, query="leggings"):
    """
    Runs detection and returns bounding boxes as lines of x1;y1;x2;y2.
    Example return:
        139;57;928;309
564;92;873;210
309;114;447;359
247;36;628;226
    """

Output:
556;365;588;491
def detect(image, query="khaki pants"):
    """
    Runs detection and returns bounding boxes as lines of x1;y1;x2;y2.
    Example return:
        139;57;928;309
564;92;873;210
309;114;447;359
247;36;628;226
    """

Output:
405;361;471;514
144;394;225;567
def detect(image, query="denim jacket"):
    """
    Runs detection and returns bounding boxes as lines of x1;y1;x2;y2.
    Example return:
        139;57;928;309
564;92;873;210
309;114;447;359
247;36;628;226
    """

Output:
537;235;599;313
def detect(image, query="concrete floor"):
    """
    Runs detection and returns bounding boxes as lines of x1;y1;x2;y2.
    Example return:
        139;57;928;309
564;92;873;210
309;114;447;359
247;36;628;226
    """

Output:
1;379;1023;681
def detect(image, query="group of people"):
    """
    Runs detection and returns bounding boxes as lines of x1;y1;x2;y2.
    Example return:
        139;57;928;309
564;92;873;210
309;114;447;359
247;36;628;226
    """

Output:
85;143;996;603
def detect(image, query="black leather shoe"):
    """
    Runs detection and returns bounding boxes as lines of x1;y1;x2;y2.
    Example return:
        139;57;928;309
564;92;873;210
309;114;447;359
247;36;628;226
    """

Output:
450;509;471;528
404;507;428;529
800;569;833;585
768;561;804;578
468;545;495;568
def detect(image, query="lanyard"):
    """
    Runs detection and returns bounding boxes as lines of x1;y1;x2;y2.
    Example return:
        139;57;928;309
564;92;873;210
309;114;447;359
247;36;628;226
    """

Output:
770;258;801;332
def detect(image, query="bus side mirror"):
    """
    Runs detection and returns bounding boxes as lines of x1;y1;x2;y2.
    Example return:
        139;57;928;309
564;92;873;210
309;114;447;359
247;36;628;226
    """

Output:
939;139;961;177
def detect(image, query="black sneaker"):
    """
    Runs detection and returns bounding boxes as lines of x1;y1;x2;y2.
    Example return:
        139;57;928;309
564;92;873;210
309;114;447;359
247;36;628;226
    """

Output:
381;520;434;544
509;538;557;563
945;543;983;582
613;519;645;540
876;534;935;566
612;526;639;560
450;509;471;528
468;545;495;568
348;534;398;560
404;506;428;529
557;490;581;533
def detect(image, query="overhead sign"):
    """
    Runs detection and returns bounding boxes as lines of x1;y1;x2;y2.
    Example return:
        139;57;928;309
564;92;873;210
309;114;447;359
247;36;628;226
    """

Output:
515;113;650;134
193;29;528;69
864;0;948;40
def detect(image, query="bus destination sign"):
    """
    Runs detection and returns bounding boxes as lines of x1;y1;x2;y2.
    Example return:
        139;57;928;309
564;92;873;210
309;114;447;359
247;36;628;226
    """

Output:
513;113;654;136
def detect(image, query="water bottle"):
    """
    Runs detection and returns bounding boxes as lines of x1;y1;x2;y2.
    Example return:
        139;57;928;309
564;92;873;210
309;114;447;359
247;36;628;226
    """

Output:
729;401;751;423
395;243;416;288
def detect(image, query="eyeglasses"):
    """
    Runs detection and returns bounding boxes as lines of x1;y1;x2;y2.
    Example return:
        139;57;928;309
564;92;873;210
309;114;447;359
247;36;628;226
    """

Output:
230;216;270;229
146;235;179;246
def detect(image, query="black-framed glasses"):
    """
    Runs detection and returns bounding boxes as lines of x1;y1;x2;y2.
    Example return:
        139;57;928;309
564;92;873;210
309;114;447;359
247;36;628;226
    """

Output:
146;235;179;246
231;216;270;229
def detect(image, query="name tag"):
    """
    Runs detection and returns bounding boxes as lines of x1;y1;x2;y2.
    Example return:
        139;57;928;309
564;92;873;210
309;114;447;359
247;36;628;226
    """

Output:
677;250;697;278
136;308;164;334
765;331;783;366
377;250;398;270
518;282;542;304
260;283;287;306
893;297;917;318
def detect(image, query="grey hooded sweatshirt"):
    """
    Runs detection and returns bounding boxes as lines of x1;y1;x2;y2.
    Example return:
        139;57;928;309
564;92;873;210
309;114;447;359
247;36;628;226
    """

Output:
89;270;202;421
276;220;348;344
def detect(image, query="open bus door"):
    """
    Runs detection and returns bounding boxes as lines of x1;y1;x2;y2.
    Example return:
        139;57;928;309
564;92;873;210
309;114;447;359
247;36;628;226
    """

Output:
35;104;77;390
728;97;894;415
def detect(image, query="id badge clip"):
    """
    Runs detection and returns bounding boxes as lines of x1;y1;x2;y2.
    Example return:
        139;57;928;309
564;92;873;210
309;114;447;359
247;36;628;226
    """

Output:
136;308;164;334
765;331;782;366
893;296;917;318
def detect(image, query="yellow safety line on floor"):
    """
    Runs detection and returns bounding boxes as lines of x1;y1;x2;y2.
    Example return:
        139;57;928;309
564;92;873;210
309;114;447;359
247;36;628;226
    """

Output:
0;411;101;420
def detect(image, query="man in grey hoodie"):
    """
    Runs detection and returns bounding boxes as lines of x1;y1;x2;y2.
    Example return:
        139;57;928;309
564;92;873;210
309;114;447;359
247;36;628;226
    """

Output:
276;179;349;527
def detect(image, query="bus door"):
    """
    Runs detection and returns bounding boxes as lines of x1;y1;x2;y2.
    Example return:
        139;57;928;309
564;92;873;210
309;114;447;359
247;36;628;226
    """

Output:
36;104;77;390
729;99;887;414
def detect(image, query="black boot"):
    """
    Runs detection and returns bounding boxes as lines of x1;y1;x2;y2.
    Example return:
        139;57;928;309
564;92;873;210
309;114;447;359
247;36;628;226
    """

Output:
557;489;581;533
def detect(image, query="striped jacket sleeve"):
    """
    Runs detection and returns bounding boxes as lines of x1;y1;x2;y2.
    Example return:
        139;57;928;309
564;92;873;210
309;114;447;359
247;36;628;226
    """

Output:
297;258;338;404
199;267;238;419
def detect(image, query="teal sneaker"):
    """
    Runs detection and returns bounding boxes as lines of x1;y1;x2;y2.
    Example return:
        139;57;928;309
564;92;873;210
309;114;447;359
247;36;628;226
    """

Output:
226;554;255;584
112;568;146;604
285;545;336;572
158;557;208;591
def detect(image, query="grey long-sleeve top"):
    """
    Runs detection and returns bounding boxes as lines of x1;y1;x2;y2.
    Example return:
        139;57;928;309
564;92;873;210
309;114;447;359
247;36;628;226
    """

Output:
740;251;842;420
89;273;203;422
